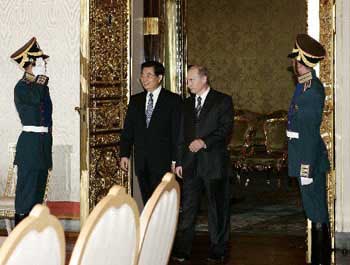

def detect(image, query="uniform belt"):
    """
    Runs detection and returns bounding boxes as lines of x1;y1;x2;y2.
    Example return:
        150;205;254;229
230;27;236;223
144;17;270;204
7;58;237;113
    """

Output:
286;130;299;139
22;126;49;133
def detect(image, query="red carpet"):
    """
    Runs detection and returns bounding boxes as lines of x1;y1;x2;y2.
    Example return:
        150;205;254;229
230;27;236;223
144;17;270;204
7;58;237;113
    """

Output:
47;201;80;219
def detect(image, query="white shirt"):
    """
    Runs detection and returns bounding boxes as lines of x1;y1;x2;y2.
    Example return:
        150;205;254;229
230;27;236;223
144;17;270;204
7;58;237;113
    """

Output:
145;86;162;111
196;87;210;108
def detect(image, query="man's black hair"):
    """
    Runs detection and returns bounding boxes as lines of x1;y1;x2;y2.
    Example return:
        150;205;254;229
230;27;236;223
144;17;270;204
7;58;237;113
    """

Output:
141;61;165;76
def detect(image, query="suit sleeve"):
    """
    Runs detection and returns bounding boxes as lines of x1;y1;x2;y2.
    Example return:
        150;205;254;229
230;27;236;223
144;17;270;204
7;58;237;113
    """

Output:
119;97;136;158
171;95;183;162
298;86;324;177
175;102;185;166
203;95;234;149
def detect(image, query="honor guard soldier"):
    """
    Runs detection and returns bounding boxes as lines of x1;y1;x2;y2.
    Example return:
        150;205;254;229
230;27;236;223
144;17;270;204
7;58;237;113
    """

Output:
10;37;53;226
287;34;331;265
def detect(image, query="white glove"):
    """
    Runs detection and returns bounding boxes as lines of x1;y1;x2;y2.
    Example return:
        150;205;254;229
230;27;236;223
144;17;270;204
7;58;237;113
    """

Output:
301;177;313;186
32;58;46;76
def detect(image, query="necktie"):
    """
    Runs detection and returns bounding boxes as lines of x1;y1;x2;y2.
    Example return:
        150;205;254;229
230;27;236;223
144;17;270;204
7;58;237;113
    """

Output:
146;93;154;127
196;96;202;118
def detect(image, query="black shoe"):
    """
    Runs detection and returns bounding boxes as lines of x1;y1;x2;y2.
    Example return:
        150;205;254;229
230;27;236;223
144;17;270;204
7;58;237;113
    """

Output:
207;253;225;264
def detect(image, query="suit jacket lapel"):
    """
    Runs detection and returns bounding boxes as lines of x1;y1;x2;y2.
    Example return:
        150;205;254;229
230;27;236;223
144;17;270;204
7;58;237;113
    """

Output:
198;89;215;119
140;91;147;128
190;96;196;123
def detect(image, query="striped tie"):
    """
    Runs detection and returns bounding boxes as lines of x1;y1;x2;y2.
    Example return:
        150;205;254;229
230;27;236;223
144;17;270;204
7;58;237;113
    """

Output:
196;96;202;118
146;93;153;127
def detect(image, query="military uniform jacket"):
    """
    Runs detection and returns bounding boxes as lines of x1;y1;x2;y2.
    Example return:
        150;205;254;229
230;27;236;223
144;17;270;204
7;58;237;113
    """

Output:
14;73;53;169
287;70;330;178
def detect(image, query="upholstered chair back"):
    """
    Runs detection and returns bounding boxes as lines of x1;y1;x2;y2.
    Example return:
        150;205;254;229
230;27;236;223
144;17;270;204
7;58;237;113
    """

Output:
0;205;65;265
69;186;139;265
264;118;288;153
137;173;180;265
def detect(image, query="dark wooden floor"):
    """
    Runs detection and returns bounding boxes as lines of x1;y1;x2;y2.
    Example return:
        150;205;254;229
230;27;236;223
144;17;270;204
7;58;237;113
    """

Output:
168;232;306;265
65;232;306;265
65;231;350;265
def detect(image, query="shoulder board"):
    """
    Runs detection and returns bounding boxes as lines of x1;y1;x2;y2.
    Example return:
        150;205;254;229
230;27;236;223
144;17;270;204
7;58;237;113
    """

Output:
35;75;49;86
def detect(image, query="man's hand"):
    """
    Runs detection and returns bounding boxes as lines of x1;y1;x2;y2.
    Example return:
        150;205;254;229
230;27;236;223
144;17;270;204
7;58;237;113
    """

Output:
175;166;183;178
120;157;129;171
189;138;206;153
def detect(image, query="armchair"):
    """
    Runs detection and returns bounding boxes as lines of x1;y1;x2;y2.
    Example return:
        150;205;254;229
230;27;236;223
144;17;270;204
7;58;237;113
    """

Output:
0;145;52;234
231;110;288;189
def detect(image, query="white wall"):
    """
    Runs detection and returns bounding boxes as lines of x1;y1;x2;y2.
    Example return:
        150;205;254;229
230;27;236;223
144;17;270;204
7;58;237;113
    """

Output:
335;0;350;233
0;0;80;201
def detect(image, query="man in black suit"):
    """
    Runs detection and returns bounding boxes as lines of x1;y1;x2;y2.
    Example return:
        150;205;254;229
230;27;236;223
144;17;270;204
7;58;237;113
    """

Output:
119;61;182;204
172;65;234;263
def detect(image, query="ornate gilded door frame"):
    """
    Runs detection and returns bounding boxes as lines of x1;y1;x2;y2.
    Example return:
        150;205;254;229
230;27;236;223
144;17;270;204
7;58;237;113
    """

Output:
320;0;336;260
80;0;130;225
306;0;336;263
164;0;187;94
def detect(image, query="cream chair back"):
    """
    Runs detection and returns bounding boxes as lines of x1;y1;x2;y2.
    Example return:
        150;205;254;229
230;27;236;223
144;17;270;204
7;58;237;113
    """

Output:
0;204;65;265
69;185;139;265
137;173;180;265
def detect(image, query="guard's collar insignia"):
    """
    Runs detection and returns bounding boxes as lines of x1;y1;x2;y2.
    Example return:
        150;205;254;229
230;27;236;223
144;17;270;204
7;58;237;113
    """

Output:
22;72;35;83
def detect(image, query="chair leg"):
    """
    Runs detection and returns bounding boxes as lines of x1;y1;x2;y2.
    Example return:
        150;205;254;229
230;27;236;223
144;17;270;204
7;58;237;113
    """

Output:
5;218;12;234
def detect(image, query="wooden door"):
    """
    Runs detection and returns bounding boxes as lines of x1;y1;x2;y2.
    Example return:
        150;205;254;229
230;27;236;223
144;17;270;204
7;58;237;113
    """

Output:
80;0;130;224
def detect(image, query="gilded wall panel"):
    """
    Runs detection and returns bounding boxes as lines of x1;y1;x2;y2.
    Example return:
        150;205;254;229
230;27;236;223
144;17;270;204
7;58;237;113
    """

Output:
187;0;306;113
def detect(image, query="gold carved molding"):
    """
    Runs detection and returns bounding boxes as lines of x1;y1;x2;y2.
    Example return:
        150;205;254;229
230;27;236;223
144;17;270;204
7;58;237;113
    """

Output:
80;0;130;223
144;17;159;35
165;0;187;95
319;0;335;249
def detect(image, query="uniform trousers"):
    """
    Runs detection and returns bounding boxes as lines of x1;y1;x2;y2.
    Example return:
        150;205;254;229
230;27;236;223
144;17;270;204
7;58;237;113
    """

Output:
297;168;329;223
15;167;48;214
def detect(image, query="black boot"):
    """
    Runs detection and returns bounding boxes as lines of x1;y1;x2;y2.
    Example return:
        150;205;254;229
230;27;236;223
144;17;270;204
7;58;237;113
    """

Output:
321;223;331;265
14;213;29;226
311;222;331;265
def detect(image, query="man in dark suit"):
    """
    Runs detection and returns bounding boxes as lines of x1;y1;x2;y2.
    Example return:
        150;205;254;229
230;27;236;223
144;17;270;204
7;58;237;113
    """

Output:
287;34;331;265
10;37;52;225
119;61;182;204
172;65;234;263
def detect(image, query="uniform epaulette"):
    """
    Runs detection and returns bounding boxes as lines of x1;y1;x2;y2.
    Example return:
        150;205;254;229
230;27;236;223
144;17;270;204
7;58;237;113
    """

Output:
35;75;49;86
